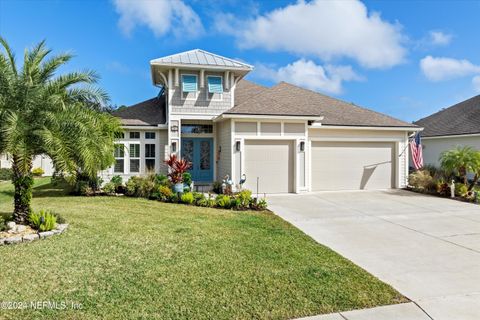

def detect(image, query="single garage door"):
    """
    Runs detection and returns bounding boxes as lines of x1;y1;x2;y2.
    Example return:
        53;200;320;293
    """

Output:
311;141;394;191
244;140;294;194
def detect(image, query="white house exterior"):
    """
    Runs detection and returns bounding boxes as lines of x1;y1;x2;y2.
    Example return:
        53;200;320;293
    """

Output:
0;154;54;176
415;95;480;167
104;49;420;194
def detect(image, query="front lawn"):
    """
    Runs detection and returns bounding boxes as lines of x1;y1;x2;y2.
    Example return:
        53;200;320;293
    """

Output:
0;179;406;319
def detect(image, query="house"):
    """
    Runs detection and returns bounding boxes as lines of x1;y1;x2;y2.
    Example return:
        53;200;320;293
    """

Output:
0;154;54;176
105;49;420;193
414;95;480;167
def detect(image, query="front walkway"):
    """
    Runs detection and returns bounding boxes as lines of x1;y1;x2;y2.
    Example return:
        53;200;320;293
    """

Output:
269;190;480;320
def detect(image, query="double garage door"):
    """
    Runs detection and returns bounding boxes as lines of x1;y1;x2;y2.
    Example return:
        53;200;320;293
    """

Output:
311;141;394;191
242;140;395;194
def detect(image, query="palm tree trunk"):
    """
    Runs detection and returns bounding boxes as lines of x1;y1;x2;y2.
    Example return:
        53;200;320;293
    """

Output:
12;155;34;224
468;173;479;191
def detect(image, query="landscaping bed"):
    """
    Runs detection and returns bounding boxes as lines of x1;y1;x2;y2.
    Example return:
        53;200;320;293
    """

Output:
0;178;406;319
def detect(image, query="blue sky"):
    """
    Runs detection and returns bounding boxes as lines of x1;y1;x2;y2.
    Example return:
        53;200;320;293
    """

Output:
1;0;479;122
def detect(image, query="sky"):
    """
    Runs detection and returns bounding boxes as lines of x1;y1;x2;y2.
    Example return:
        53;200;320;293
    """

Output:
1;0;479;123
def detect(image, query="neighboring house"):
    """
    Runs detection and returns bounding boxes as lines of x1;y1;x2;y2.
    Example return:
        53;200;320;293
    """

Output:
415;95;480;167
105;49;420;193
0;154;54;176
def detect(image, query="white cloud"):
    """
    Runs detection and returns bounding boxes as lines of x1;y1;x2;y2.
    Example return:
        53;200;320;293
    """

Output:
113;0;204;38
420;56;480;81
217;0;406;69
473;76;480;92
428;31;452;46
255;59;362;94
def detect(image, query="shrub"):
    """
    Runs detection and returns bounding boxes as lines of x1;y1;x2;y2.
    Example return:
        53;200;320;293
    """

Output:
455;183;468;197
154;185;173;201
216;194;232;209
32;167;45;177
28;210;57;231
193;192;205;203
0;168;12;181
182;172;192;187
125;176;155;198
257;198;268;210
436;180;450;197
165;154;191;184
0;216;6;231
181;192;195;205
212;181;223;194
53;212;66;224
103;182;116;195
110;175;123;187
409;170;435;192
73;174;103;195
154;174;169;186
235;190;252;210
169;193;179;203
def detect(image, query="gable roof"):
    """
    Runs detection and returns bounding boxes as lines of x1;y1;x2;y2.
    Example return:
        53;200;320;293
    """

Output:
112;96;166;126
414;95;480;137
150;49;253;70
225;82;417;128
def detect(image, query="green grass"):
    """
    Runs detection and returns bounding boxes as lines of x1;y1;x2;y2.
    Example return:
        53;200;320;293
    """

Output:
0;179;406;319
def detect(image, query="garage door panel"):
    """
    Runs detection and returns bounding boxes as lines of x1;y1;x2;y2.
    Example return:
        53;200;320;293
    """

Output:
311;141;394;191
244;140;293;194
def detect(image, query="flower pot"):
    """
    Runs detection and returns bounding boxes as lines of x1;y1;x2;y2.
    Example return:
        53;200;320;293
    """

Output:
174;183;184;193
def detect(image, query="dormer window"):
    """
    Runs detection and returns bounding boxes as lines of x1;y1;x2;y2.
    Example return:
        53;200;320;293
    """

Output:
207;75;223;101
181;74;198;100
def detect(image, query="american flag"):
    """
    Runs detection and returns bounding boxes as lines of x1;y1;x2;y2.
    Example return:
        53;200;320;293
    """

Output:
410;133;423;170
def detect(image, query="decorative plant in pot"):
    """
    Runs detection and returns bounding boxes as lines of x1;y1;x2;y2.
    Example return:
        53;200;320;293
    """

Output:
165;154;192;193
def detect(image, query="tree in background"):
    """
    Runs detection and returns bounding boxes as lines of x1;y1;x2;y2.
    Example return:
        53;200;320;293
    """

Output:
0;38;122;223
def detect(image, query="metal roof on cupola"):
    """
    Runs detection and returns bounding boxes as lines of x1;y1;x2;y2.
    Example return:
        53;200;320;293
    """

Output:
150;49;253;70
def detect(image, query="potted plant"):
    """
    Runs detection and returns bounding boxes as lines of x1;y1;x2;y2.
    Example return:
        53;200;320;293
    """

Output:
165;154;192;193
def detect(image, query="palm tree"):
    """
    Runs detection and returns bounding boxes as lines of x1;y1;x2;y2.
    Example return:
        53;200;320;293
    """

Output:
0;38;122;223
440;146;480;190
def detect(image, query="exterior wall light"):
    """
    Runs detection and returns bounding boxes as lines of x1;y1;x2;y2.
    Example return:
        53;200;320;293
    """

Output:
235;141;241;152
300;141;305;152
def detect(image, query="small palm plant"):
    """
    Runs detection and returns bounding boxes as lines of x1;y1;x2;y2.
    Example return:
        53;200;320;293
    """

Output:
0;38;122;223
440;146;480;190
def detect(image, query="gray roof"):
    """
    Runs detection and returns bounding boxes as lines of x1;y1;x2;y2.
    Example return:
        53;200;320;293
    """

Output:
226;82;417;127
113;96;166;126
415;95;480;137
234;79;267;106
150;49;253;70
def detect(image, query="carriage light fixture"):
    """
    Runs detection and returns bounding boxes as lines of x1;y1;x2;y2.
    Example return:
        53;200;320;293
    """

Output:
171;141;177;153
235;141;241;152
300;141;305;152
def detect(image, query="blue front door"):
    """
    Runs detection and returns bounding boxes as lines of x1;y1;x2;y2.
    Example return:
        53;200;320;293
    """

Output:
181;138;214;182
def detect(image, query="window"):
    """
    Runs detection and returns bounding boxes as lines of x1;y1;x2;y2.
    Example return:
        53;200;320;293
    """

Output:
181;124;213;134
129;131;140;139
114;144;124;173
207;76;223;101
145;132;156;139
181;74;197;99
145;144;155;172
129;144;140;173
115;132;125;139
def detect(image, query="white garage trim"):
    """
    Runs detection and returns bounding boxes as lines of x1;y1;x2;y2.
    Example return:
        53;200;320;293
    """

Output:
310;141;395;191
241;139;296;194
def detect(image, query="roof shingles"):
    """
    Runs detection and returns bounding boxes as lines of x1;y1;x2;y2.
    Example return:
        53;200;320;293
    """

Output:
226;82;416;127
415;95;480;137
113;96;166;126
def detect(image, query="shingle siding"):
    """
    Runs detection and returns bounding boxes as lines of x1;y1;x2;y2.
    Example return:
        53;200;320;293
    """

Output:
170;71;232;115
216;120;231;181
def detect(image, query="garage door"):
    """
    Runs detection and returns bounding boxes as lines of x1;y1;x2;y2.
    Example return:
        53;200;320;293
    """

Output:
311;141;394;191
244;140;294;194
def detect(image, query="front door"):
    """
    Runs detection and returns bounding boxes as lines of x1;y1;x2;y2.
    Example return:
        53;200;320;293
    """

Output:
181;138;214;182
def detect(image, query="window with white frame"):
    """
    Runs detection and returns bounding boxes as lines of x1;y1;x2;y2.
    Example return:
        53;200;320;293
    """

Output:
145;132;156;139
129;144;140;173
145;144;155;172
129;131;140;139
207;75;223;101
114;144;125;173
181;74;198;100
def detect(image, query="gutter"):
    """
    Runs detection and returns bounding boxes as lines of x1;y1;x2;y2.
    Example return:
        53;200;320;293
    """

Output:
213;114;324;122
310;124;423;132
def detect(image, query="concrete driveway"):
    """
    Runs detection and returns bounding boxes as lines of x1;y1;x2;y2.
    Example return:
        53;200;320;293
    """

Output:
269;190;480;320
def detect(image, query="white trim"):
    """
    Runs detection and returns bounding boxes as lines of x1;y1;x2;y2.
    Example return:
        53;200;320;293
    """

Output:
150;62;252;72
310;124;422;131
215;114;323;121
122;125;167;130
170;113;218;120
309;137;404;142
180;73;199;101
206;75;223;102
421;133;480;140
